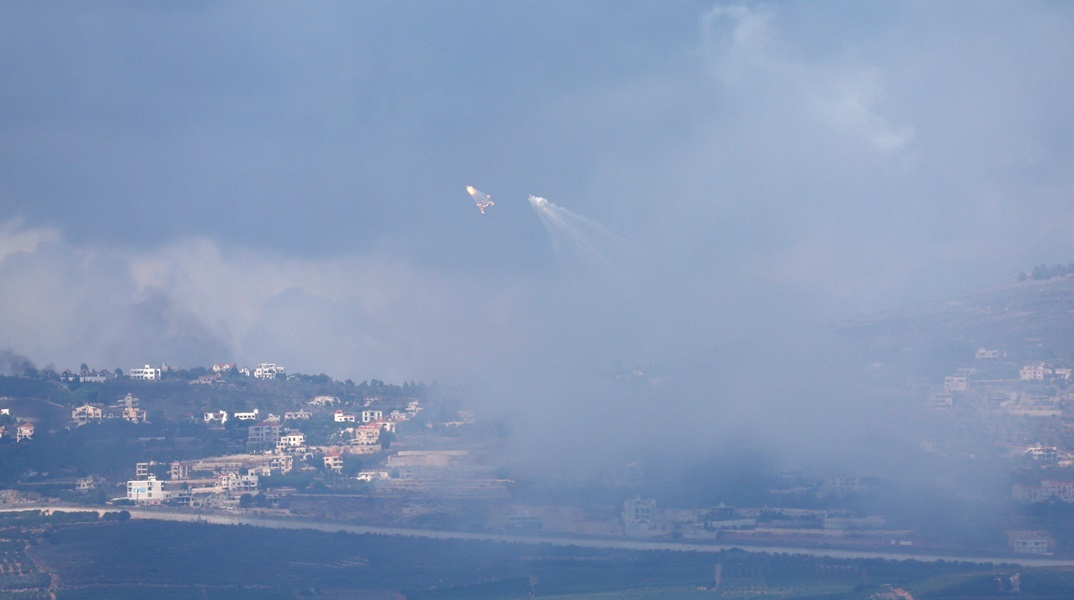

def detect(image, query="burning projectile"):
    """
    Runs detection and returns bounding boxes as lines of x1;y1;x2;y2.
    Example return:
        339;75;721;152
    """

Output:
465;185;494;214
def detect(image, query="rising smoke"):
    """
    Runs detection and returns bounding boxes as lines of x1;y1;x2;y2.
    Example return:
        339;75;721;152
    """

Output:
527;195;630;283
0;350;34;376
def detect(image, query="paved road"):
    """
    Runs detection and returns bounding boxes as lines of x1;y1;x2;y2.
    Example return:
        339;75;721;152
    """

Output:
8;504;1074;567
116;508;1074;568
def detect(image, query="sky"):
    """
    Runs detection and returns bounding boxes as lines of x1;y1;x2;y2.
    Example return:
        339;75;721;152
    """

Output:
2;2;1074;469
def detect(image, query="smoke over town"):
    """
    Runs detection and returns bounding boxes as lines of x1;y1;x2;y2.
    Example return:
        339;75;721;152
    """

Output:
1;3;1074;579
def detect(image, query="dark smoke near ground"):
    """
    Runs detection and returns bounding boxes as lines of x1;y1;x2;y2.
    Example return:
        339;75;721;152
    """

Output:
0;350;34;377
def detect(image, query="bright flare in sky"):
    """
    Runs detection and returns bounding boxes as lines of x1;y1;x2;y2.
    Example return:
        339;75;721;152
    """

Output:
465;186;494;214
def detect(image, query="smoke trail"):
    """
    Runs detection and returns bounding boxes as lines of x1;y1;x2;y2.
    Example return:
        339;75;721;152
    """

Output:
528;195;629;281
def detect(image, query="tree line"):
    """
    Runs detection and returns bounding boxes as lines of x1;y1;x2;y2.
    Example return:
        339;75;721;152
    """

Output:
1019;263;1074;281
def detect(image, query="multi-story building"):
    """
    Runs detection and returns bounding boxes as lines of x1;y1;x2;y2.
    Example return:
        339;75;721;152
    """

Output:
247;421;282;449
1020;363;1047;381
122;406;148;423
276;430;306;452
129;365;162;381
324;451;344;473
170;462;189;480
622;496;656;528
361;410;383;423
354;424;381;445
71;404;103;426
127;476;168;503
218;472;259;492
1007;530;1056;555
15;423;34;442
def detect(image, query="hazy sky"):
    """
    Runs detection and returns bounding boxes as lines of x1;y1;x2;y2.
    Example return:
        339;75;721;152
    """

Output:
2;0;1073;408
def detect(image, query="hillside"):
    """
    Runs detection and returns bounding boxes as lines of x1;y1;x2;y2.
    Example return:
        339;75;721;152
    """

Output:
836;275;1074;375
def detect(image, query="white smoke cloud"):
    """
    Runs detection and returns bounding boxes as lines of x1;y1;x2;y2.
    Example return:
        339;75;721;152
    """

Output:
0;221;540;382
0;219;60;262
701;4;913;154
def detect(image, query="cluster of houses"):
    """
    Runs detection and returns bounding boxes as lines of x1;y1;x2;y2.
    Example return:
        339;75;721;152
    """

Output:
71;393;148;426
55;362;287;385
0;408;34;442
928;348;1073;411
920;350;1074;554
126;455;278;505
123;396;424;505
1019;363;1073;381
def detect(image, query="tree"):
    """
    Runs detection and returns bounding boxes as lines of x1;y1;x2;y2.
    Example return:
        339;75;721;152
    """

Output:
379;428;396;450
342;454;363;476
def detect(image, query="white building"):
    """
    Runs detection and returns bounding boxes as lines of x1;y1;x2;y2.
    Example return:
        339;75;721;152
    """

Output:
334;410;356;423
203;410;228;425
1008;530;1055;555
361;409;383;423
127;476;168;503
1021;364;1047;381
233;409;259;421
276;431;306;452
356;470;389;482
76;476;98;491
1027;444;1059;462
217;472;259;492
253;363;284;379
129;365;162;381
943;376;968;392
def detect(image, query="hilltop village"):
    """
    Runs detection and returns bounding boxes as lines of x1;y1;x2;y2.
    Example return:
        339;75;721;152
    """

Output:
7;304;1074;561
